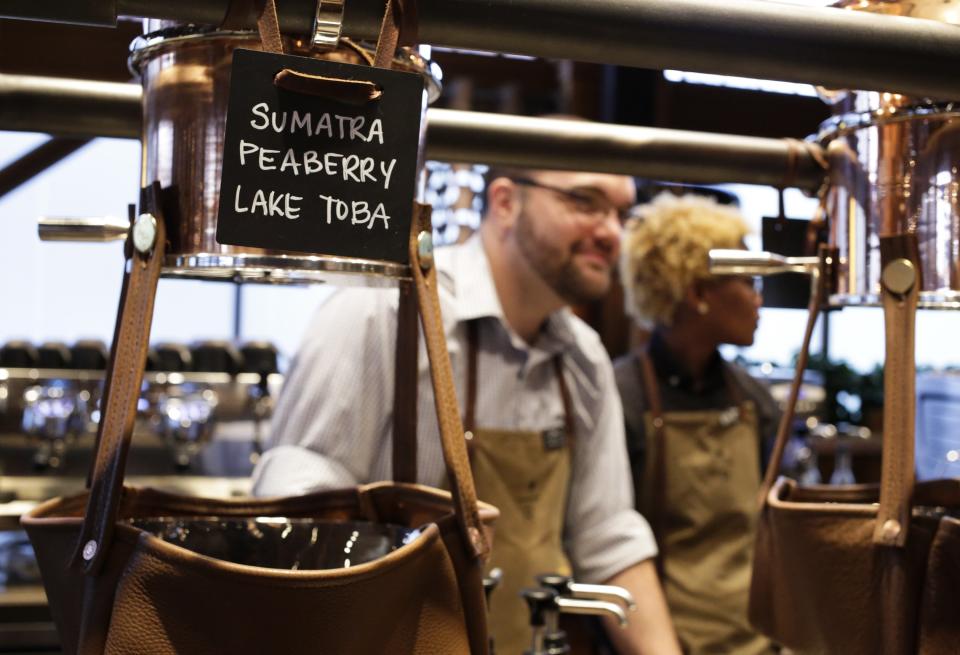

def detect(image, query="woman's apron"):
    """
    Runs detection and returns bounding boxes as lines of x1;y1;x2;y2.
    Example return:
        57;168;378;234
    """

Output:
636;352;772;655
465;321;574;655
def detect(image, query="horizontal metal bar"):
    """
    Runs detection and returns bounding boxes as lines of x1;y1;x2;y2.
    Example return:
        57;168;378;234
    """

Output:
426;110;826;190
4;0;960;98
37;216;129;242
0;74;828;189
0;74;141;139
709;249;820;276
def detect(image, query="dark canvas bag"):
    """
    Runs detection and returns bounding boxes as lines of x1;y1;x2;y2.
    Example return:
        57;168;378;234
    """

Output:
749;236;960;654
22;190;496;655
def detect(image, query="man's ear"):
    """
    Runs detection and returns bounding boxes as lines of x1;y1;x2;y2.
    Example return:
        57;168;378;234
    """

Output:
485;178;521;232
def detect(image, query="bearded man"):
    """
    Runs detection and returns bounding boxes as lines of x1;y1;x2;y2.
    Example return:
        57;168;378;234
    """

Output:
252;168;680;655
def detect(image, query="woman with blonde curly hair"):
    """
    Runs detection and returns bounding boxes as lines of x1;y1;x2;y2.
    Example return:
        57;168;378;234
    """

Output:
613;192;779;655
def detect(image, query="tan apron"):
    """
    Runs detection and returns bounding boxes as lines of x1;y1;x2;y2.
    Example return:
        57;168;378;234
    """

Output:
465;321;574;655
636;353;772;655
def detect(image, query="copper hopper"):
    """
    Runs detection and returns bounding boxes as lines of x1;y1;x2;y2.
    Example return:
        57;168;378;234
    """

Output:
126;20;440;286
819;0;960;307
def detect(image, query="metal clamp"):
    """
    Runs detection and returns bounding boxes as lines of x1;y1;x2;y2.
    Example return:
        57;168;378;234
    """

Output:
132;212;158;255
881;258;916;296
312;0;346;50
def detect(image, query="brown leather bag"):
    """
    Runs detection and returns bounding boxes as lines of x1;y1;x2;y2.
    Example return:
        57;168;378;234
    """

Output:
749;237;960;654
22;188;496;655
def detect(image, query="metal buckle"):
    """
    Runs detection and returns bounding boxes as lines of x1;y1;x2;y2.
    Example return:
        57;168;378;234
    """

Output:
312;0;345;50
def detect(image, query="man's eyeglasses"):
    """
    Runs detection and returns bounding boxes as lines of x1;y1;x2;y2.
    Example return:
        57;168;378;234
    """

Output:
511;178;636;224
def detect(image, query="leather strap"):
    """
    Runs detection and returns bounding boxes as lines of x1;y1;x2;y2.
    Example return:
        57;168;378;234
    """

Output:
411;205;489;559
74;184;166;575
636;352;667;574
256;0;285;54
757;247;827;506
392;279;419;483
873;234;920;548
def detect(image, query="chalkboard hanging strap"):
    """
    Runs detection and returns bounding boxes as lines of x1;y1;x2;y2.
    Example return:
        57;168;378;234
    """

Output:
274;69;383;104
255;0;285;55
372;0;417;67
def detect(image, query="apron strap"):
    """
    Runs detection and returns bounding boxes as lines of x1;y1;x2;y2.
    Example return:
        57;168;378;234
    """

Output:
465;320;574;440
635;351;667;574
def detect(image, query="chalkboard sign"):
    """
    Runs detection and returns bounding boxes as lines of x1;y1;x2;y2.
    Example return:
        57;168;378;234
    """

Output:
216;49;424;264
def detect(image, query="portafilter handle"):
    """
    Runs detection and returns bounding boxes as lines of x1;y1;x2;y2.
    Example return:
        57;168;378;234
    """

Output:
555;597;628;628
536;573;637;612
37;216;128;242
566;582;637;612
708;249;819;276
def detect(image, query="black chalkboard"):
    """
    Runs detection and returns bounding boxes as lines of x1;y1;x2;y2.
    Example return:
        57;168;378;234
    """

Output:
216;49;424;264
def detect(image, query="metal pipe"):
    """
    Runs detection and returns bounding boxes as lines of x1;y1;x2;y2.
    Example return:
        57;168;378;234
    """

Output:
0;74;827;190
0;74;141;139
0;138;92;200
709;249;820;276
426;110;826;190
5;0;960;98
37;216;129;242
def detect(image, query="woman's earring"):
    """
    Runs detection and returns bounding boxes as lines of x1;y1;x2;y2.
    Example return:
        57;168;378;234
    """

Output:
697;301;710;316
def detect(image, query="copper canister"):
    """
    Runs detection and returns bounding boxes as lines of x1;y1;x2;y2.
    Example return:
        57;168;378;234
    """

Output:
130;22;441;285
819;0;960;307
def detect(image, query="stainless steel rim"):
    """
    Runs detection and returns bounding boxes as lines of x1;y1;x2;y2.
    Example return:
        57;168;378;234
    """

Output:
162;253;410;286
817;102;960;142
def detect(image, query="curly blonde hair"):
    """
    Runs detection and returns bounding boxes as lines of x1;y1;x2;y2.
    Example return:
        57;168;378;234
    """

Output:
620;192;750;326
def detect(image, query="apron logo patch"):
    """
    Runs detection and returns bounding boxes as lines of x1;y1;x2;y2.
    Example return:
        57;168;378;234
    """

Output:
542;428;566;451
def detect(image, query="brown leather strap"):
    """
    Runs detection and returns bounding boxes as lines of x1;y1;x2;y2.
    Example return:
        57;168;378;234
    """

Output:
392;279;419;483
635;352;667;573
411;204;489;560
873;234;920;548
73;184;166;575
256;0;285;54
374;0;402;68
758;248;827;506
273;69;382;103
85;203;138;491
552;356;575;440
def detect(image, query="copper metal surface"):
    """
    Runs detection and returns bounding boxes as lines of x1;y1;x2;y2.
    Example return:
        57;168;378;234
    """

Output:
132;25;434;284
820;0;960;308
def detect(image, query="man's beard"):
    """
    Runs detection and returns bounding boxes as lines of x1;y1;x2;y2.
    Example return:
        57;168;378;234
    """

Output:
514;206;613;305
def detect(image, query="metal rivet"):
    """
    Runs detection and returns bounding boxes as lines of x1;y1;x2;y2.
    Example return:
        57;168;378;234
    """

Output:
82;539;98;561
653;417;664;429
881;519;902;541
464;430;474;441
417;231;434;270
881;258;916;295
132;213;158;255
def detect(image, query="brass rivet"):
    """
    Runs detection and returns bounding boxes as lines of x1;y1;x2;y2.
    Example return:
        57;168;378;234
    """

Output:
132;212;158;255
881;258;915;295
881;519;902;541
417;231;434;270
653;417;664;429
82;540;98;561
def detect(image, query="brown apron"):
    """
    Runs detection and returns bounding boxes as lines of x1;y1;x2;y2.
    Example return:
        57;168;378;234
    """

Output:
465;321;574;655
636;353;772;655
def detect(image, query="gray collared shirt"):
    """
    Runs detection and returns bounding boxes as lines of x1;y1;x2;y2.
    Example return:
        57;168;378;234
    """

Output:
252;234;657;583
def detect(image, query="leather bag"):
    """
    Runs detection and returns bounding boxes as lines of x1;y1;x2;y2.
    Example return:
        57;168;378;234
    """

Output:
22;185;497;654
749;237;960;654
